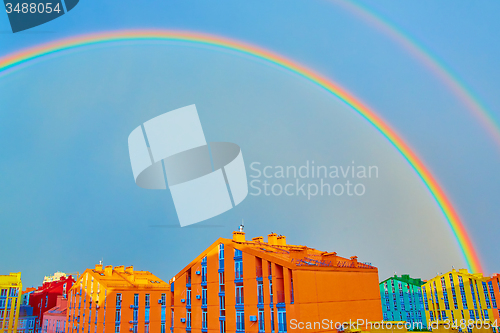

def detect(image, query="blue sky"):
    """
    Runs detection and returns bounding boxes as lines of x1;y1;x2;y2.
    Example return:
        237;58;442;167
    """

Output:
0;0;499;288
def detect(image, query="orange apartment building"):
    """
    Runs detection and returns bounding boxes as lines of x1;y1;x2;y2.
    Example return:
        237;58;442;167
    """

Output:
169;228;382;333
66;265;170;333
489;274;500;331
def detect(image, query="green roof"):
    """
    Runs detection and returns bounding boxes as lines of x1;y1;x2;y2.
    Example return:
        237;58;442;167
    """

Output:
380;274;424;286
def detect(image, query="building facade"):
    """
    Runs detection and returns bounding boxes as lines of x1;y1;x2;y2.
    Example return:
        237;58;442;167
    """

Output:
29;274;74;332
22;289;36;306
379;275;427;328
422;269;495;330
0;272;23;333
42;295;67;333
169;230;382;333
17;305;37;333
67;265;170;333
487;274;500;332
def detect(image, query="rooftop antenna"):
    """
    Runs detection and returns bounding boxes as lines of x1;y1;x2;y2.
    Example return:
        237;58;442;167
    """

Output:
239;219;244;232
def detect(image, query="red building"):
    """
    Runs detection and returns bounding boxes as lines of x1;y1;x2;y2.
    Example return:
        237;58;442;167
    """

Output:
28;275;74;332
42;295;67;333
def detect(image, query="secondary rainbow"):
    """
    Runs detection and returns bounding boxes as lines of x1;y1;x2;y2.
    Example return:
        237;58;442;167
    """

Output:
334;0;500;149
0;30;483;273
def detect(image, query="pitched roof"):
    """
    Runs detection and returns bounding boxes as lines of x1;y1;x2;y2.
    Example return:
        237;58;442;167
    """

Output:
171;231;377;282
32;276;74;295
71;265;169;292
380;275;424;286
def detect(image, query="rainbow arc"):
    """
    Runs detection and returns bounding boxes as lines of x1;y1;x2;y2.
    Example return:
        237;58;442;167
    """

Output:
0;30;483;273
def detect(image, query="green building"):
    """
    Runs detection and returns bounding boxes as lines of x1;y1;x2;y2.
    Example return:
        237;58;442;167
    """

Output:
380;275;428;329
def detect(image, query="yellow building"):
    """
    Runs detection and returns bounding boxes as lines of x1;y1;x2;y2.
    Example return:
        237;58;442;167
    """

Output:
0;272;23;333
422;269;495;331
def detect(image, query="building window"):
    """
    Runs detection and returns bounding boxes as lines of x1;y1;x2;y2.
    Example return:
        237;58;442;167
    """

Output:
115;309;121;322
202;288;208;306
236;310;245;332
219;295;225;317
488;281;497;309
258;310;265;332
269;280;274;304
235;285;244;305
278;309;287;333
202;266;207;283
271;308;275;333
235;261;243;280
145;294;150;308
219;319;226;333
202;310;208;329
219;271;225;293
458;276;468;309
186;310;191;329
219;244;225;270
257;282;264;304
116;294;122;308
170;309;174;332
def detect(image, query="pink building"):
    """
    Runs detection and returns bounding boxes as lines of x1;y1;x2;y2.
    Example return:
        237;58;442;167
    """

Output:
42;295;67;333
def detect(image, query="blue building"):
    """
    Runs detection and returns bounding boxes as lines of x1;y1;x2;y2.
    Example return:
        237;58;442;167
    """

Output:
17;304;37;333
380;275;428;329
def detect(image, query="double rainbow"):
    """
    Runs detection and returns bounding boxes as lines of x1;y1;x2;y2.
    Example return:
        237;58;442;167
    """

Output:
0;30;483;273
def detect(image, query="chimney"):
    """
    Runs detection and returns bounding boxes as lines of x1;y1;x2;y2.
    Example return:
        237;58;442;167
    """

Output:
95;264;103;271
252;236;264;243
232;230;246;243
125;266;134;274
267;233;277;245
104;265;113;276
114;265;125;273
350;256;358;267
321;251;338;265
289;247;308;261
277;235;286;246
